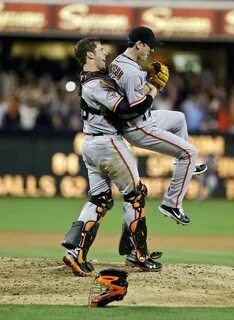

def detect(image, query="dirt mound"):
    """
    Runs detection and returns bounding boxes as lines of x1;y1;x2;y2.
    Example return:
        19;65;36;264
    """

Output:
0;258;233;307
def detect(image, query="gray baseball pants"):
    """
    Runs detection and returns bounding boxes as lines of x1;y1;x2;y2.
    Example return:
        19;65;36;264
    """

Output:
123;110;197;208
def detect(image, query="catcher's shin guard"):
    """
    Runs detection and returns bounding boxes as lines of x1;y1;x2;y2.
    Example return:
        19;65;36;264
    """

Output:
62;219;101;267
119;222;163;260
77;220;100;264
80;189;114;258
119;223;134;256
129;216;148;262
62;189;114;261
85;188;113;249
124;182;148;262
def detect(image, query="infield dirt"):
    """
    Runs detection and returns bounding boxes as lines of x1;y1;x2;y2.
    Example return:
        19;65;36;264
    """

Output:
0;257;233;307
0;232;234;307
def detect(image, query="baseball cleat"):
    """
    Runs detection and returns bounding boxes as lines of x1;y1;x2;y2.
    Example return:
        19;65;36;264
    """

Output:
125;251;162;272
158;204;191;225
193;164;207;176
119;234;163;260
63;253;94;276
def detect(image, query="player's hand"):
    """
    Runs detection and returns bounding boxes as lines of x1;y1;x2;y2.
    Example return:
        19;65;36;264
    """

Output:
143;84;150;95
145;82;158;99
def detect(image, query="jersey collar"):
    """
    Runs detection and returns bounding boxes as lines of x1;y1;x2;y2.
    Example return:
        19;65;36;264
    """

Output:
120;54;142;70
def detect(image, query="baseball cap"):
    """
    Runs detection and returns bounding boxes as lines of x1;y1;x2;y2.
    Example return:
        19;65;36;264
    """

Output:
128;26;162;49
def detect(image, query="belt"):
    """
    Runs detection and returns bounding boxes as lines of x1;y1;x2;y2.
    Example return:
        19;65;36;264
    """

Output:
85;132;120;136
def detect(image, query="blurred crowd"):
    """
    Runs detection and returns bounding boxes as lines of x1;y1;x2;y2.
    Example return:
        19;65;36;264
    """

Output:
0;68;234;133
0;71;82;131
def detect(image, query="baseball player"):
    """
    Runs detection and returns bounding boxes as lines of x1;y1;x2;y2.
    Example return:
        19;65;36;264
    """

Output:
61;37;162;276
109;26;207;230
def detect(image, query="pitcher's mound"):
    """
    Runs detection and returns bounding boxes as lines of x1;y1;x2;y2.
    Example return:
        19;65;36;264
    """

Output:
0;257;233;306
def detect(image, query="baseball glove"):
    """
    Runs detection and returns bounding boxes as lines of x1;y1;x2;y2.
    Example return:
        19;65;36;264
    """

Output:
147;61;169;91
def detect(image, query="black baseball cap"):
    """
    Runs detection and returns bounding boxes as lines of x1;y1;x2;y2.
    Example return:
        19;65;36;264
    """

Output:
128;26;162;49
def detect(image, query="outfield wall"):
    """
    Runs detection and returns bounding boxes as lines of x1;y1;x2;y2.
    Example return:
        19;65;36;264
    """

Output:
0;130;234;199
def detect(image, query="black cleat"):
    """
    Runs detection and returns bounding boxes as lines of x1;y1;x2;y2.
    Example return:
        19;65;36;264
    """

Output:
193;164;207;176
158;204;191;225
125;251;162;272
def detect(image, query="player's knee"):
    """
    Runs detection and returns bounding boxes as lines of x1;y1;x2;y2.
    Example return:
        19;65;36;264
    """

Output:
175;111;186;125
179;144;197;161
189;144;197;159
124;181;147;212
186;145;197;162
89;189;114;217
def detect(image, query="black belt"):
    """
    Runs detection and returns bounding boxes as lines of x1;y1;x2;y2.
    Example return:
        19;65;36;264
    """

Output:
86;133;120;136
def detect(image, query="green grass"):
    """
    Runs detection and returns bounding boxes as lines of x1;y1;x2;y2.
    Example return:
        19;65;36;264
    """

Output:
0;248;233;267
0;305;233;320
0;197;233;266
0;198;233;235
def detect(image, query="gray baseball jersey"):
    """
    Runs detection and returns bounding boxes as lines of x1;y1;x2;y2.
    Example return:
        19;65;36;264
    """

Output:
81;77;122;135
109;54;154;130
78;74;143;230
109;54;197;208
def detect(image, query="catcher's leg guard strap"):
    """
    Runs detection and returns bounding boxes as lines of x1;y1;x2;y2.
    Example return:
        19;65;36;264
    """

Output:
90;189;114;217
62;220;83;250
